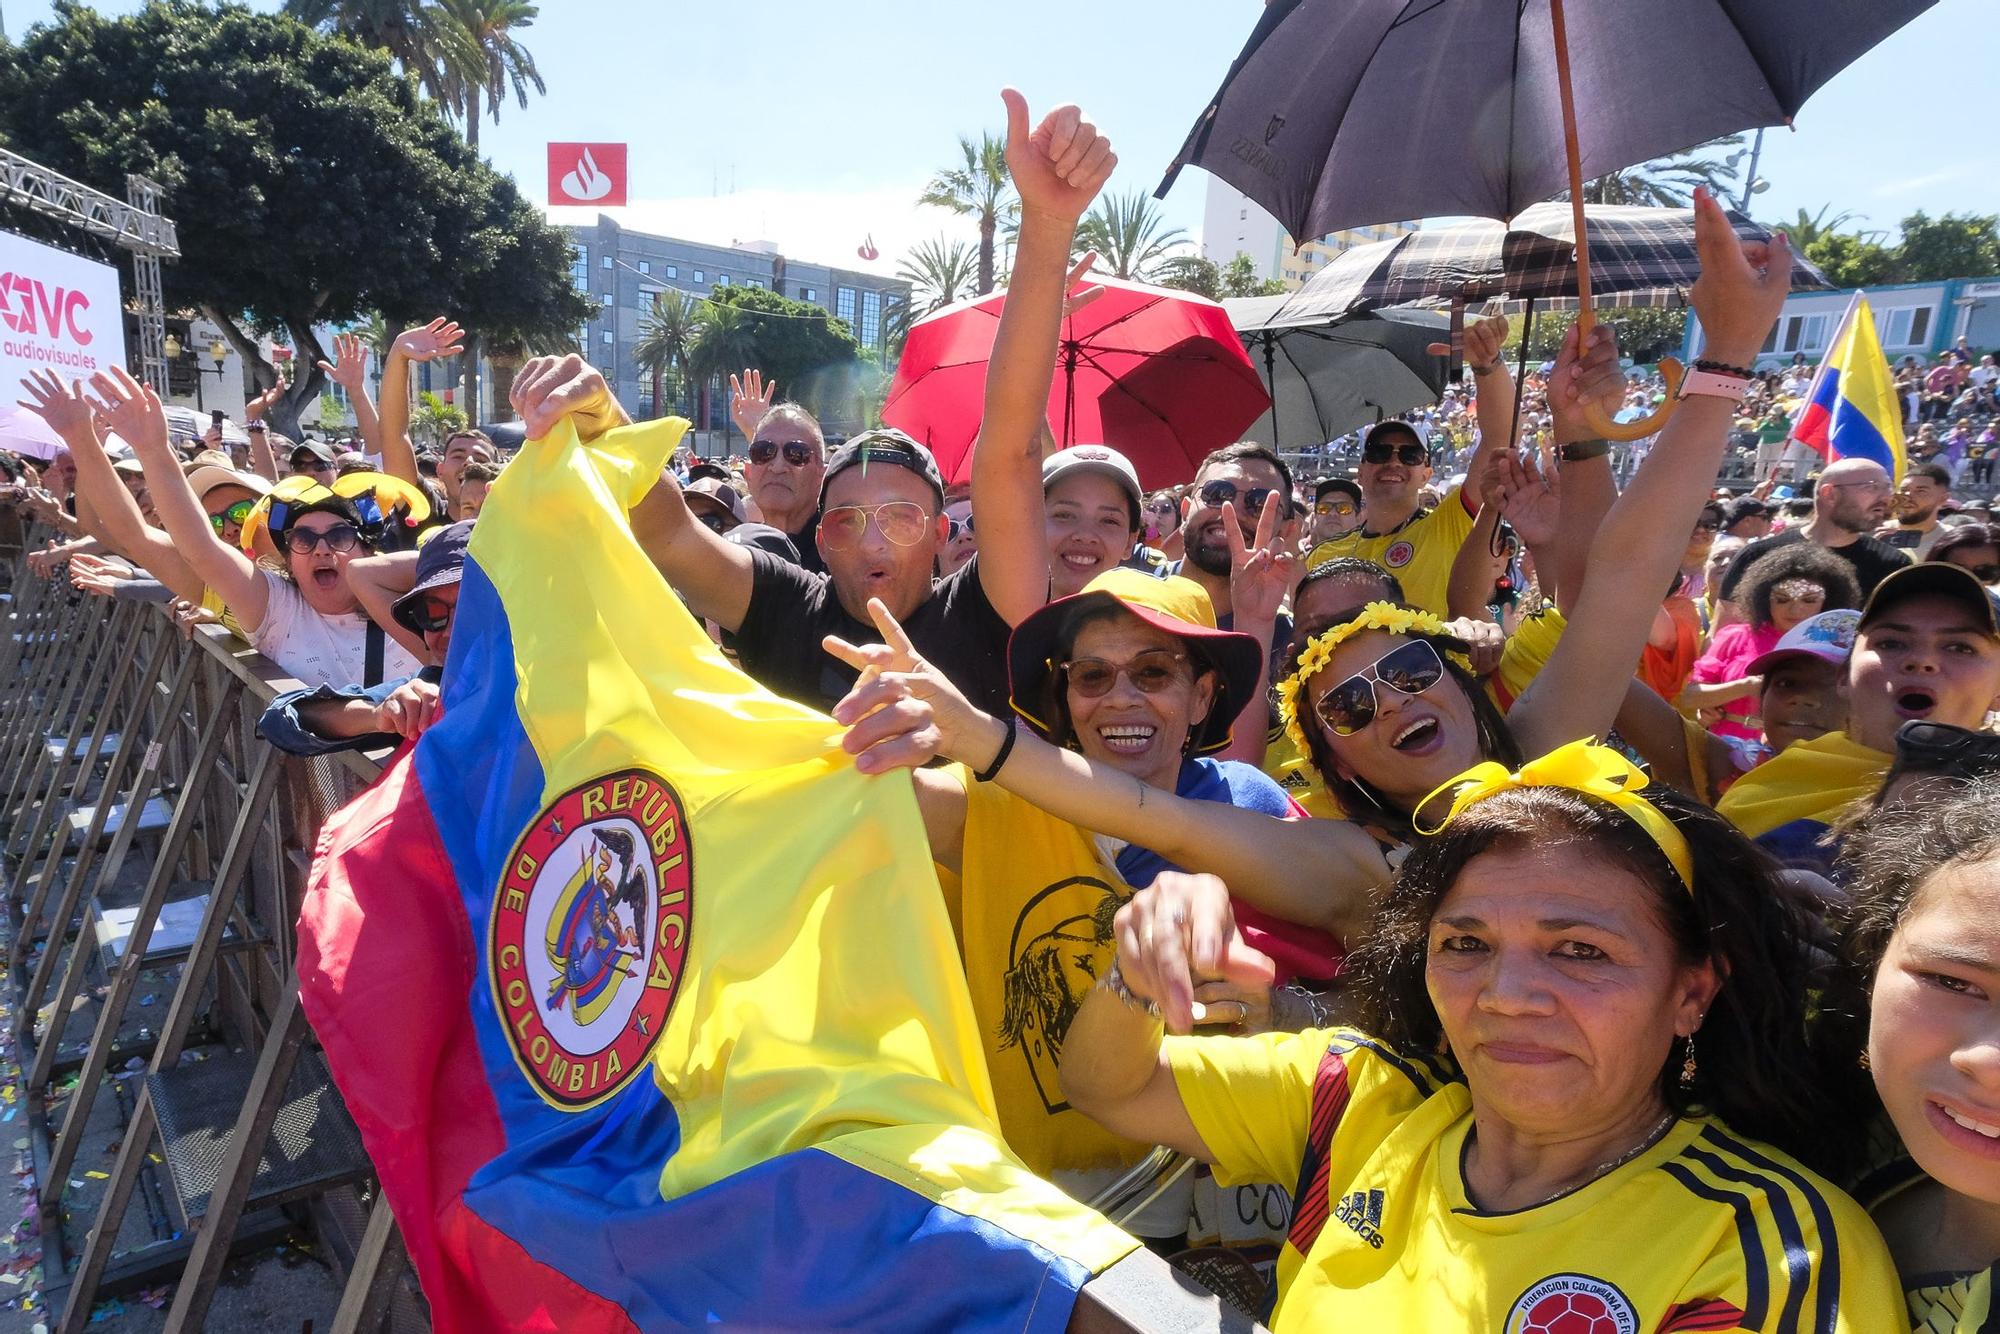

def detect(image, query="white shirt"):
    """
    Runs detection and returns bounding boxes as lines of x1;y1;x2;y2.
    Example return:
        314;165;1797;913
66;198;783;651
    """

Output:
247;570;421;687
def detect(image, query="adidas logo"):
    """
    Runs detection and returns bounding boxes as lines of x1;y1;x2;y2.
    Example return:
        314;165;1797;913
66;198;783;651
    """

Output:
1335;1188;1386;1249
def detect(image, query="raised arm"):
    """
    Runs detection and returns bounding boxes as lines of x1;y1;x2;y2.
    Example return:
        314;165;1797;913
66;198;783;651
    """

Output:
377;319;464;489
86;368;269;627
15;373;207;602
242;383;285;482
1216;498;1295;766
828;599;1390;939
1508;189;1792;758
971;90;1116;627
510;355;754;629
316;332;384;460
1432;314;1515;515
1446;499;1508;622
344;549;427;662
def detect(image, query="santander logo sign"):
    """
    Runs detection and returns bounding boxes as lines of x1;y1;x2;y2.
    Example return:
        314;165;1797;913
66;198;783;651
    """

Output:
548;143;628;207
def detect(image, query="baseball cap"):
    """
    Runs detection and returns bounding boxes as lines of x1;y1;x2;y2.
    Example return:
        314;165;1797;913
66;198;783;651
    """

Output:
685;476;746;529
289;440;336;467
1746;609;1862;678
1859;562;2000;637
183;449;237;473
1362;420;1430;456
1041;444;1142;517
390;521;473;634
1006;567;1264;755
1315;477;1362;506
724;522;802;561
687;459;732;485
820;428;945;508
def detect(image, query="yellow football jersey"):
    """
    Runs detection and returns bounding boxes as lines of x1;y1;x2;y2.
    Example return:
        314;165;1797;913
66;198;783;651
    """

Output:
1864;1159;1999;1333
1166;1027;1904;1333
1306;486;1476;618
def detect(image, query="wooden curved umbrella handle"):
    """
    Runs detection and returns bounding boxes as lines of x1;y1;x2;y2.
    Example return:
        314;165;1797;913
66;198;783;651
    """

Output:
1576;356;1685;441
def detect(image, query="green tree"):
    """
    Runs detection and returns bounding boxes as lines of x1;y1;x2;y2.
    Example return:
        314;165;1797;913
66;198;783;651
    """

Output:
0;2;590;439
1075;189;1190;281
316;390;351;431
896;236;978;317
1222;254;1287;298
1156;254;1222;300
1778;204;1874;253
708;286;860;426
686;302;754;444
1894;211;2000;283
1806;232;1903;289
633;289;701;419
1500;308;1689;364
283;0;478;105
919;131;1014;295
1578;135;1743;208
410;389;469;447
434;0;543;153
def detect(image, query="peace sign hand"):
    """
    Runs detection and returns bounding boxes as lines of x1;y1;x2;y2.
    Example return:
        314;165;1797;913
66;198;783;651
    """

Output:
825;597;995;775
1223;497;1297;629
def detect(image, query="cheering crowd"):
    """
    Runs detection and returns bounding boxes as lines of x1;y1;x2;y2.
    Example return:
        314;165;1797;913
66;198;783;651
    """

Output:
7;90;2000;1332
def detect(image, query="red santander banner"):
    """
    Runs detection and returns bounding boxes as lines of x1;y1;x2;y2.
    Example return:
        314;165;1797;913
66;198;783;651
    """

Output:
548;143;627;207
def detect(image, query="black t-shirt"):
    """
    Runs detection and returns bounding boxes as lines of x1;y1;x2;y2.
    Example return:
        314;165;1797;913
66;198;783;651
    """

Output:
1717;525;1912;603
733;549;1012;715
784;513;825;575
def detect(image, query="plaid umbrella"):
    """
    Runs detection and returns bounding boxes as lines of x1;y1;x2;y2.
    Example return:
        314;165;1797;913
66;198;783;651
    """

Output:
1275;202;1830;324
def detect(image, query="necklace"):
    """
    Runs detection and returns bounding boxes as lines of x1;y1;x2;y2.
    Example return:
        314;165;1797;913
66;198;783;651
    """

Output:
1474;1111;1679;1212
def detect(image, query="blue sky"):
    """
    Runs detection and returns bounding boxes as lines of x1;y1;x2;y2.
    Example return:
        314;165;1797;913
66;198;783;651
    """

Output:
8;0;1996;276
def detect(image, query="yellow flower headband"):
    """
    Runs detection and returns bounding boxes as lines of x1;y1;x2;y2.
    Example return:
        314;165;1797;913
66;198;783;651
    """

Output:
1413;739;1695;892
1276;601;1470;760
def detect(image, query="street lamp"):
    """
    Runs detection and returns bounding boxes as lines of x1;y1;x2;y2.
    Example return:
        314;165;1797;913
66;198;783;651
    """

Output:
163;333;229;410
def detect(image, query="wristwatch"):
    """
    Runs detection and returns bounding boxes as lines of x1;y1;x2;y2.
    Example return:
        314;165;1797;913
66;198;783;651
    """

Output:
1558;438;1610;462
1676;369;1752;405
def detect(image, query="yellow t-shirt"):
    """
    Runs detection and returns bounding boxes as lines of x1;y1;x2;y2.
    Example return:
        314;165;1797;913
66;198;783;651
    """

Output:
1306;486;1476;618
1866;1164;1998;1333
1260;608;1567;813
1166;1026;1903;1333
945;770;1150;1178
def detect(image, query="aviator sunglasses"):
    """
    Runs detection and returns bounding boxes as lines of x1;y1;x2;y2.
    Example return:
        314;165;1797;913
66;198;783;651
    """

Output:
818;500;930;551
1312;638;1447;736
749;438;816;468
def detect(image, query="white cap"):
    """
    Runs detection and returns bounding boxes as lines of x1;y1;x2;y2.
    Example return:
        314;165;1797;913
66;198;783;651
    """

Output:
1041;444;1142;511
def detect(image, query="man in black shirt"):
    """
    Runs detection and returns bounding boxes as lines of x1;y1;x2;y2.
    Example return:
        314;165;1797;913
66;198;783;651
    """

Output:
740;402;829;574
1718;457;1910;604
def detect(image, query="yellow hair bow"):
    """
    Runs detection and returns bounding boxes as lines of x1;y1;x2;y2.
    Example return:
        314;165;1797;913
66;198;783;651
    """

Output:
1414;739;1694;892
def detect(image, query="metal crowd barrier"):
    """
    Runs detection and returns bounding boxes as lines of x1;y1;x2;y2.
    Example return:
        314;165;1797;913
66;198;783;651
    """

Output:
0;537;1255;1334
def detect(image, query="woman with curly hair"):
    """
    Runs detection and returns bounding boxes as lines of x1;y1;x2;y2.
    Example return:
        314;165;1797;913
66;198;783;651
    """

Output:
1681;541;1860;740
1055;741;1901;1329
1835;772;2000;1330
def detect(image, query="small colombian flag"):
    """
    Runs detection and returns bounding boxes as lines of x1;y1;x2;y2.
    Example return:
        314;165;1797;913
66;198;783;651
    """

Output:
1788;292;1908;482
297;413;1133;1331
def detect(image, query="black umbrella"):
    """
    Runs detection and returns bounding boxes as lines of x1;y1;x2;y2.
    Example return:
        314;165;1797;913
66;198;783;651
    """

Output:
1160;0;1935;438
1160;0;1937;246
1275;202;1829;323
1226;298;1448;451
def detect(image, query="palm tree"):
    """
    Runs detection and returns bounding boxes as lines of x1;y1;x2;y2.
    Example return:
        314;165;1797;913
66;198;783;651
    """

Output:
919;132;1014;295
688;302;758;448
284;0;479;105
634;290;701;419
1577;134;1744;209
1076;190;1192;282
1780;204;1884;251
436;0;544;154
896;236;978;318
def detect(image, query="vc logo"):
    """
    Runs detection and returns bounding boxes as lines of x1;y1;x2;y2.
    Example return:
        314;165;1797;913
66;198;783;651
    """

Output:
0;273;92;344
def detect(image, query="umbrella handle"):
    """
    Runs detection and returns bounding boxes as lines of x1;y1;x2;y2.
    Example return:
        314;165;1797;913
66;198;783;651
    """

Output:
1577;356;1686;441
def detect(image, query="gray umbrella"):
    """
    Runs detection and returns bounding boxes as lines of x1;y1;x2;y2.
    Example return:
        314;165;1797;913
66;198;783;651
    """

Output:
1227;298;1448;451
1159;0;1938;246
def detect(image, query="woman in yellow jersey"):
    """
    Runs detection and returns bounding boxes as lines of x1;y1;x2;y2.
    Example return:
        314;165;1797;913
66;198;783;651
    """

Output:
1057;740;1902;1331
1840;773;2000;1330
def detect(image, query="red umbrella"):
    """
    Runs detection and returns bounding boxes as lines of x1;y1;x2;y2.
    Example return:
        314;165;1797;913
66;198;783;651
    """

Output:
881;275;1271;490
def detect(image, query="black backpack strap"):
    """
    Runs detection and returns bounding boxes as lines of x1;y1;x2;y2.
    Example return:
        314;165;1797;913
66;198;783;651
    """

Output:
363;619;386;688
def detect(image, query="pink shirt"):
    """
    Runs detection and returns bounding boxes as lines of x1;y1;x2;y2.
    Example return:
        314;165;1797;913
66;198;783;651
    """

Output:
1690;620;1783;741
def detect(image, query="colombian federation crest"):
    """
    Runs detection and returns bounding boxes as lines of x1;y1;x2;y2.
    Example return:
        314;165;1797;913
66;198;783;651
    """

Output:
489;768;693;1111
1505;1273;1639;1334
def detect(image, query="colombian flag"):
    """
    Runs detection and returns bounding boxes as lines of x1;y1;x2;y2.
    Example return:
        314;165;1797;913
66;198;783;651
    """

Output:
1789;292;1907;481
296;414;1134;1331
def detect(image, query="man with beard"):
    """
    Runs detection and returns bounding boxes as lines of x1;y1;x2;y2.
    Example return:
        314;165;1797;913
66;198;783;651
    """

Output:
1881;461;1951;558
1719;457;1910;603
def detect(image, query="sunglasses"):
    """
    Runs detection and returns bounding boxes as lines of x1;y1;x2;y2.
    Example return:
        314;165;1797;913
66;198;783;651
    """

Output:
694;509;733;534
1965;563;2000;583
1312;638;1447;736
1062;649;1191;699
818;500;930;551
1315;498;1358;517
947;515;974;542
1361;442;1429;466
406;596;453;634
209;500;256;533
749;439;816;468
1881;720;2000;800
282;522;361;555
1197;479;1278;514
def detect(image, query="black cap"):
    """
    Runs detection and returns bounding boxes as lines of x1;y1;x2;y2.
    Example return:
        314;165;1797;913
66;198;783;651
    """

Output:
820;428;945;508
687;459;732;484
723;522;802;561
390;521;473;634
289;440;336;466
1315;477;1362;505
1859;562;2000;638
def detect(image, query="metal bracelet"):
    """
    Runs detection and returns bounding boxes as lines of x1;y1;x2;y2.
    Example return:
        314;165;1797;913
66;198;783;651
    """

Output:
1100;960;1161;1019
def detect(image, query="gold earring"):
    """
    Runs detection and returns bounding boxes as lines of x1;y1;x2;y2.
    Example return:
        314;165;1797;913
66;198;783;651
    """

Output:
1857;1049;1871;1073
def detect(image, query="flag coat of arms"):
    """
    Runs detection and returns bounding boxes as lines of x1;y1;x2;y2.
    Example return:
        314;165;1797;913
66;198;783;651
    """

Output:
297;416;1134;1331
1788;292;1908;482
